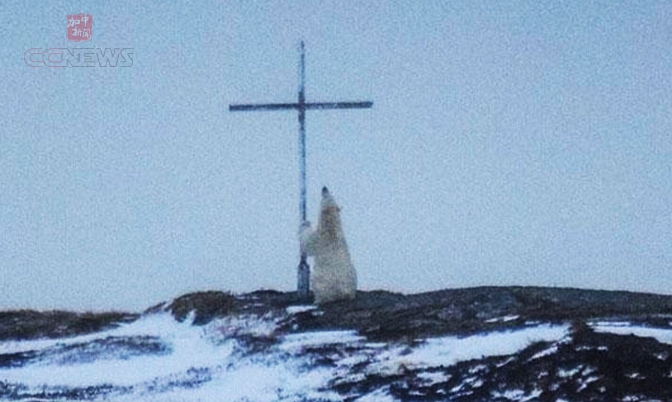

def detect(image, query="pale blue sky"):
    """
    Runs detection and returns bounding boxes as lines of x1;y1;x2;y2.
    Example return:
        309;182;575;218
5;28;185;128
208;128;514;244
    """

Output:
1;1;671;311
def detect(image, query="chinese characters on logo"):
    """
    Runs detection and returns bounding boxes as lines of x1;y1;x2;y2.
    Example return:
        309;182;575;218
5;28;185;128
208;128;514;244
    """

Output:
67;13;92;41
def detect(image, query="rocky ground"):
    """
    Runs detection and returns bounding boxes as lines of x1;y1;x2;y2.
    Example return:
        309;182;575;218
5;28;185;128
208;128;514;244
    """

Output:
0;310;137;341
162;286;672;339
2;287;672;401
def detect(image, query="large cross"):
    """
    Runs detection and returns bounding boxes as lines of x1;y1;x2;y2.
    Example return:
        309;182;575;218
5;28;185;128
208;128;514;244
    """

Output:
229;41;372;301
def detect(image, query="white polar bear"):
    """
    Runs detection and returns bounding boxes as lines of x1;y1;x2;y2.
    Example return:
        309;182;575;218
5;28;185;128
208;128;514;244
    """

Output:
300;187;357;304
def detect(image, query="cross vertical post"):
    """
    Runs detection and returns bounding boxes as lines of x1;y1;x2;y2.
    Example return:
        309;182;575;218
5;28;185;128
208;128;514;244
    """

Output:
297;41;310;300
229;41;372;302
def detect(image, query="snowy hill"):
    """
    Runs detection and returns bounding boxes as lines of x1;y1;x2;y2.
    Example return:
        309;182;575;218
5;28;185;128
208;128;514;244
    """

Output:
2;287;672;401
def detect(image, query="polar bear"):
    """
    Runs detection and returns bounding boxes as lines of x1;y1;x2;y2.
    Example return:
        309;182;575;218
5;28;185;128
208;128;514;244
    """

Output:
300;187;357;304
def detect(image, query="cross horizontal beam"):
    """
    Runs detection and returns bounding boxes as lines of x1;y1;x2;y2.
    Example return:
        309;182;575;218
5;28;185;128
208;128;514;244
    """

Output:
229;101;373;112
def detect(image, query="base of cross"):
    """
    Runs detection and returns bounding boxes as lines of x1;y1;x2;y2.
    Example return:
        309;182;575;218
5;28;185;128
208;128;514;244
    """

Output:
297;254;311;301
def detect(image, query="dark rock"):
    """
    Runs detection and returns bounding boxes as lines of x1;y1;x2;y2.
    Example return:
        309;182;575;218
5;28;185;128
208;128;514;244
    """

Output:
0;310;137;341
165;291;237;325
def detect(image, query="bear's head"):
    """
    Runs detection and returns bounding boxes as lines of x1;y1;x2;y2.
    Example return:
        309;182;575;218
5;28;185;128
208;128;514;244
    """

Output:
317;187;343;241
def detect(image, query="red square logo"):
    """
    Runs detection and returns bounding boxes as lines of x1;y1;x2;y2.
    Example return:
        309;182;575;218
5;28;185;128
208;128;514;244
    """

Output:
67;14;92;41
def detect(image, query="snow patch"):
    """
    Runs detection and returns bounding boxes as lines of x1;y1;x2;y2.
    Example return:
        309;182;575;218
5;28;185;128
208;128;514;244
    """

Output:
0;315;576;402
492;388;542;401
209;313;279;339
485;315;520;323
384;325;568;370
285;305;317;315
280;330;365;352
416;371;450;385
0;313;236;388
592;323;672;344
355;386;397;402
530;344;558;360
577;375;600;392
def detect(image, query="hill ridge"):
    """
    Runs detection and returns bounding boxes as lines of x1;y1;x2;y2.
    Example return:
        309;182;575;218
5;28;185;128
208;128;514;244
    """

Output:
3;286;672;342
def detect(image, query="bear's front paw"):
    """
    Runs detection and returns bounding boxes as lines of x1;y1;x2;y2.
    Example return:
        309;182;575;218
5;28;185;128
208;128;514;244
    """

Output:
299;221;312;235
